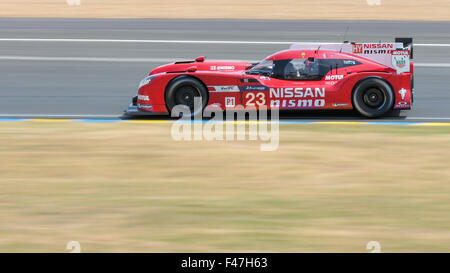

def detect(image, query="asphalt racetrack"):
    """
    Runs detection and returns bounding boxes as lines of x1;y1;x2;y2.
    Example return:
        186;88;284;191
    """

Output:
0;18;449;122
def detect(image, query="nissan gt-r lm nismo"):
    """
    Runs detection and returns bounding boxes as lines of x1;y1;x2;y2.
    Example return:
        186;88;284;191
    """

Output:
126;38;414;118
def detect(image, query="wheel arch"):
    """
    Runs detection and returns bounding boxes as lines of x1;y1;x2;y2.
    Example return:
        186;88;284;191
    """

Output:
164;74;210;114
351;75;395;110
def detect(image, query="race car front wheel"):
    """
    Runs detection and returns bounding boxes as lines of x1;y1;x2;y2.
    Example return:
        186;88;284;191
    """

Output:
165;77;208;117
352;78;395;118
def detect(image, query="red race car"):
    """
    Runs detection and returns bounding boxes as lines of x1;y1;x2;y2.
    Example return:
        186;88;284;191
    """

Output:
126;38;413;118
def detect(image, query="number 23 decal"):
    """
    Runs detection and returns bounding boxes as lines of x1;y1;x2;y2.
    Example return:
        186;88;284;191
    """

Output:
246;92;266;106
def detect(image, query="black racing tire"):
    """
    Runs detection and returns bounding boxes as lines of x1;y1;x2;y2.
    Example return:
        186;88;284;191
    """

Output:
352;78;395;118
165;77;208;117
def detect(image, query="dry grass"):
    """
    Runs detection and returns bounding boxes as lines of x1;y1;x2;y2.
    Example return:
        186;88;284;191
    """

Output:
0;0;449;21
1;121;450;252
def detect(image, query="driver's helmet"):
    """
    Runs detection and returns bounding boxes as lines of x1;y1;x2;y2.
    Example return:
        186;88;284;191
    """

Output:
305;59;319;75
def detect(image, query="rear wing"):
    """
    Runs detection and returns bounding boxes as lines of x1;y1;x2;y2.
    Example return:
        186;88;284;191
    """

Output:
290;38;413;74
395;38;413;59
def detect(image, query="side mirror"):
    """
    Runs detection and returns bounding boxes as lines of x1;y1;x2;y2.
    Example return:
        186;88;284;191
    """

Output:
195;56;205;62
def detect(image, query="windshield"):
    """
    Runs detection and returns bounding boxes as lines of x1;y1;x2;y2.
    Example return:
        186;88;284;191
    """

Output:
246;60;273;76
246;59;320;80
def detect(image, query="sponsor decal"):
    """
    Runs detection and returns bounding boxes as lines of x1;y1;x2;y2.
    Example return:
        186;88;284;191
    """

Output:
395;58;406;68
138;103;153;110
243;88;327;109
225;97;236;108
269;87;326;109
210;86;240;92
352;43;395;54
332;103;349;107
395;101;410;109
210;65;235;71
240;85;269;91
395;88;410;109
260;76;270;80
343;60;356;65
352;44;363;54
399;88;407;100
325;75;344;80
269;87;325;98
301;52;306;58
241;78;259;83
138;95;150;101
392;50;410;74
270;99;325;108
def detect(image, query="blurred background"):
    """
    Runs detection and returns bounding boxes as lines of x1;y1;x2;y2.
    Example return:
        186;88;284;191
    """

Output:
0;0;450;253
1;0;449;20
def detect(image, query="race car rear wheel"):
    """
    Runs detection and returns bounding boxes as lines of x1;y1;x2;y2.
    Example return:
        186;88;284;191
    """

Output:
352;78;394;118
165;77;208;117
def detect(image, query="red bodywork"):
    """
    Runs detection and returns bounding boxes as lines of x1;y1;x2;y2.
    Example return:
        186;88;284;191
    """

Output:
136;49;413;114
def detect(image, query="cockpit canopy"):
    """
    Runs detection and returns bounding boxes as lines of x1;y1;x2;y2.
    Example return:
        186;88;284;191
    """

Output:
246;50;362;81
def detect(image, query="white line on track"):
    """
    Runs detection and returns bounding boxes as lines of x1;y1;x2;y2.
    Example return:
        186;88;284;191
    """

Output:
0;56;189;63
405;117;450;120
0;38;450;47
413;63;450;68
4;38;296;44
415;44;450;47
0;55;449;68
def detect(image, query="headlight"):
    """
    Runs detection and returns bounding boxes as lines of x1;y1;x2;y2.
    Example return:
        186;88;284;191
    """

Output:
138;75;157;89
